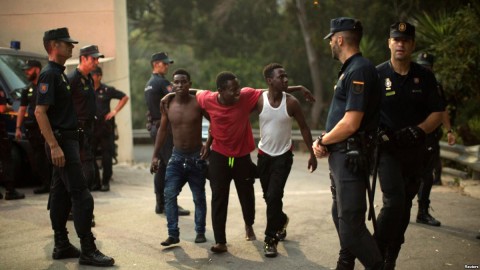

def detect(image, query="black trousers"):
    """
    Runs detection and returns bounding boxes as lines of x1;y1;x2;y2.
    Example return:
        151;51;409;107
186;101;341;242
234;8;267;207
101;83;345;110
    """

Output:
93;120;114;184
79;122;95;189
375;145;424;255
329;151;383;268
418;140;440;204
149;126;173;206
46;138;94;237
257;151;292;240
208;150;256;244
25;123;52;187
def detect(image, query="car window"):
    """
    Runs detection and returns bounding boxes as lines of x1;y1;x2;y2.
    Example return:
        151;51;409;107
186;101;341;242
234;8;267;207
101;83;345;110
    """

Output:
0;55;30;102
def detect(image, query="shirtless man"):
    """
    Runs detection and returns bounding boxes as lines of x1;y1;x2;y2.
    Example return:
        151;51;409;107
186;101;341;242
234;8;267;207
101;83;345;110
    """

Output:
151;68;209;246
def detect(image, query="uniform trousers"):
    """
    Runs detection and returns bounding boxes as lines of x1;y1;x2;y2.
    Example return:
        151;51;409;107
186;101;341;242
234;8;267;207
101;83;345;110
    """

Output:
79;121;95;189
46;137;94;237
149;125;174;207
93;119;114;184
257;150;292;239
329;150;383;268
208;150;256;244
375;145;424;255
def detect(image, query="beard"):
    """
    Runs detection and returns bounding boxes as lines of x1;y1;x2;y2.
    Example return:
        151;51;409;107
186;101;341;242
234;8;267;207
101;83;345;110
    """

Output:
28;72;37;82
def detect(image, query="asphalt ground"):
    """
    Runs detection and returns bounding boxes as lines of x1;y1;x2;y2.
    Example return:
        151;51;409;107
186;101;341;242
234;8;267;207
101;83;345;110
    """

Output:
0;145;479;270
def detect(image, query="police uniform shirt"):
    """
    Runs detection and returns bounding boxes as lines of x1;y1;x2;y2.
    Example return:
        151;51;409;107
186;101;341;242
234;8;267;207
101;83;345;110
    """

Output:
20;85;37;124
36;61;78;131
95;83;126;119
67;68;96;121
326;53;381;133
377;61;445;131
144;73;172;121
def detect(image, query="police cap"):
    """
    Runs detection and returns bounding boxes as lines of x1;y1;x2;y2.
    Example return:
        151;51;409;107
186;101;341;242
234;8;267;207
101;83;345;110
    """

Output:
150;52;174;64
43;27;78;44
21;59;42;70
324;17;362;40
390;22;415;39
80;45;104;58
417;52;434;66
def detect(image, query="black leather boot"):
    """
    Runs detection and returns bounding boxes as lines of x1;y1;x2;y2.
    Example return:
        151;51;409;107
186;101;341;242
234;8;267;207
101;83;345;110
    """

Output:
336;259;355;270
416;201;441;226
384;244;401;270
79;233;114;267
52;230;81;259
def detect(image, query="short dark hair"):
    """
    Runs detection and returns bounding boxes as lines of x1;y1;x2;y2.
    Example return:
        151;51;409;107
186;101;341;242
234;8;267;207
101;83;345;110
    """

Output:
342;30;362;46
263;63;283;79
216;71;237;90
172;68;191;81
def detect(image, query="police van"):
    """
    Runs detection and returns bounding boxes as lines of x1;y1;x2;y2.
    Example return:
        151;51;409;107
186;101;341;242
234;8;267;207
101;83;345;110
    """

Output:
0;46;47;185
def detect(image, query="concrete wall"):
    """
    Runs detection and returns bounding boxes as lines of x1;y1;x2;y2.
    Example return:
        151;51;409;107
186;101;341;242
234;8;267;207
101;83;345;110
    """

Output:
0;0;134;164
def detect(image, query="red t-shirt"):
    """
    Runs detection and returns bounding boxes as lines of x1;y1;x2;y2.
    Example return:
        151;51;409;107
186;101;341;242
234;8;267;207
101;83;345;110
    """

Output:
197;87;262;157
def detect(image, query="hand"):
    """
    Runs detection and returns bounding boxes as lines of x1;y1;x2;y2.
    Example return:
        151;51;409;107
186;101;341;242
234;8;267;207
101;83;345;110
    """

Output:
301;86;316;103
105;110;116;120
308;155;318;173
447;132;456;145
146;122;152;131
150;157;159;174
50;145;65;167
160;93;175;112
312;139;329;158
15;128;22;140
200;144;210;160
394;126;426;148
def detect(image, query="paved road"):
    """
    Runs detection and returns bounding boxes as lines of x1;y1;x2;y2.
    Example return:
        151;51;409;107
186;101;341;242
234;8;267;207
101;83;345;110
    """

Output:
0;146;479;269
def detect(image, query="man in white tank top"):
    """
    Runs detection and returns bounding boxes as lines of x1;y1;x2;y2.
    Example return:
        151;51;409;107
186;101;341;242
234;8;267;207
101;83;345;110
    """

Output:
255;63;317;258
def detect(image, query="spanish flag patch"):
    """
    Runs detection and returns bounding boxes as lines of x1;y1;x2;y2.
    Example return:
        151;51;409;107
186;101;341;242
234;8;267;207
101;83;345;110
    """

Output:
352;81;364;94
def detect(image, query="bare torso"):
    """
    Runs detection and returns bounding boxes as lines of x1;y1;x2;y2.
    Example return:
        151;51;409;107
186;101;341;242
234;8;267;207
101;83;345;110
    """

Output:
167;94;204;151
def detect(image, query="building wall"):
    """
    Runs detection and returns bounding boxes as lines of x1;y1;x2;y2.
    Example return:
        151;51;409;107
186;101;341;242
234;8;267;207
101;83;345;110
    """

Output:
0;0;134;164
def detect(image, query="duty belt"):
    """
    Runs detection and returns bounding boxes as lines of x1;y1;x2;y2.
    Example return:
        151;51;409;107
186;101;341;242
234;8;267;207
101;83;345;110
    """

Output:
326;141;348;152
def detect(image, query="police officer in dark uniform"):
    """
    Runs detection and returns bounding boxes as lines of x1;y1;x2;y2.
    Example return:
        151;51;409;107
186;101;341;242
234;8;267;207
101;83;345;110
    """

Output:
313;17;383;270
375;22;445;269
1;89;25;200
35;27;114;266
68;45;103;191
144;52;189;216
91;66;129;191
15;60;52;194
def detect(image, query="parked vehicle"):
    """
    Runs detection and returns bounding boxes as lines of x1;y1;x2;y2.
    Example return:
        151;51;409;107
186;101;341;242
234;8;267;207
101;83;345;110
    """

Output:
0;46;47;186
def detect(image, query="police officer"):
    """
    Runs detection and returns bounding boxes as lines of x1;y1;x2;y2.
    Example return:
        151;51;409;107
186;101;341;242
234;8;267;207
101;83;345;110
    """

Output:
34;27;114;266
415;52;455;227
313;17;383;270
144;52;189;216
91;66;129;191
15;60;52;194
1;89;25;200
375;22;445;269
68;45;103;191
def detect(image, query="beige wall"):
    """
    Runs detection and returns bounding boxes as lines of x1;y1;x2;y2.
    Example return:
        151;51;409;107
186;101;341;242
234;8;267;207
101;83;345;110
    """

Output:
0;0;134;164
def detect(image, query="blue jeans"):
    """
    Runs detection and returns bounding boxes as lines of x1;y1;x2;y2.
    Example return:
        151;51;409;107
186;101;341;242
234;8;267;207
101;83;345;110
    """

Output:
164;148;207;238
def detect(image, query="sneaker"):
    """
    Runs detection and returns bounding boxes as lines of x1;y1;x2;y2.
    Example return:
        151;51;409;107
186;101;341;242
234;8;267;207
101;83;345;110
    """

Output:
416;212;441;227
161;237;180;246
276;216;289;241
194;233;207;243
5;190;25;200
264;239;278;258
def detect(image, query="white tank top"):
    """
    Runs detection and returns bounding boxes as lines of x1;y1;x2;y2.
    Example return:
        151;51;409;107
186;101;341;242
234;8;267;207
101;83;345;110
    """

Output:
258;91;292;156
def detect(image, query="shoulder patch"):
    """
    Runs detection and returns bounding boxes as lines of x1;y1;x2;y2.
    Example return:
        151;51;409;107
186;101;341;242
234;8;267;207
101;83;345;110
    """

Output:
39;83;49;94
352;81;364;94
